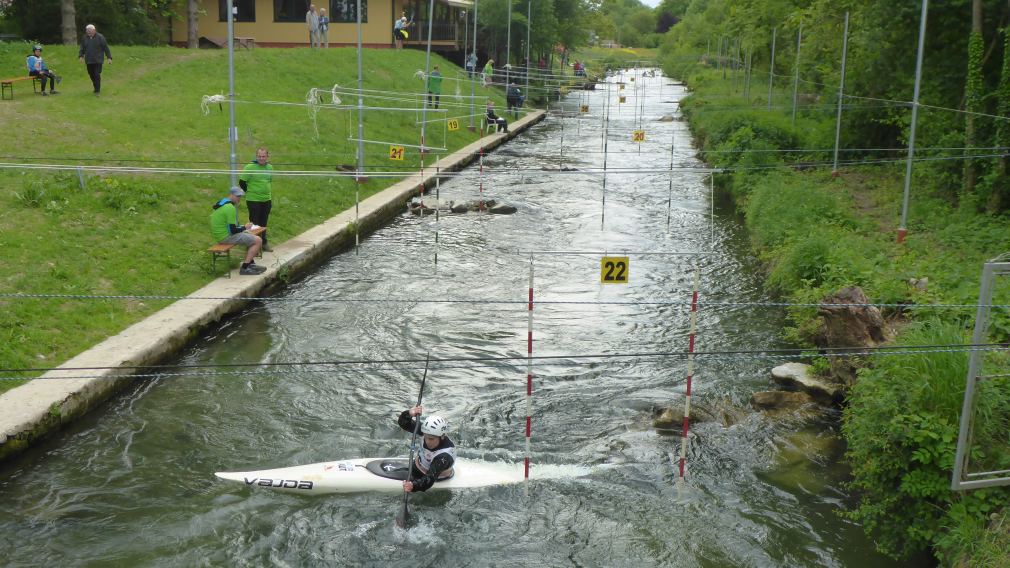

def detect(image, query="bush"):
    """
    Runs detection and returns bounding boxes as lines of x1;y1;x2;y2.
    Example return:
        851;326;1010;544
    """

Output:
14;179;45;208
843;320;1010;561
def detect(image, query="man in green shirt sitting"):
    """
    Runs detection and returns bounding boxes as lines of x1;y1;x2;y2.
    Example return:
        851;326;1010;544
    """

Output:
239;147;275;251
210;187;265;276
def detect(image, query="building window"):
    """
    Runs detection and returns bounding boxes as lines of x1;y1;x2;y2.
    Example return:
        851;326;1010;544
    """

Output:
274;0;307;23
219;0;256;22
329;0;368;23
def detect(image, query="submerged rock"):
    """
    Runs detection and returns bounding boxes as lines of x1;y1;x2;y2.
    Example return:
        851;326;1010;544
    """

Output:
657;114;675;122
652;399;744;432
750;390;816;412
488;204;517;215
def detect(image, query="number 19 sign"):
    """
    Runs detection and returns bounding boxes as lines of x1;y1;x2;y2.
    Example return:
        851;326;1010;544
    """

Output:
600;256;629;284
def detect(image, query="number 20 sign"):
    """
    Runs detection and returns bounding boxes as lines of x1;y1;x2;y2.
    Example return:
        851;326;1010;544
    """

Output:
600;256;629;284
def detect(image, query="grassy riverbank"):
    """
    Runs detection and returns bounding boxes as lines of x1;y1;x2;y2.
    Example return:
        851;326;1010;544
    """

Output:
665;62;1010;563
0;43;506;394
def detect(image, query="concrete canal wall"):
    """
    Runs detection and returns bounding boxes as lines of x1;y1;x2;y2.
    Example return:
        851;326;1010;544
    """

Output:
0;110;546;462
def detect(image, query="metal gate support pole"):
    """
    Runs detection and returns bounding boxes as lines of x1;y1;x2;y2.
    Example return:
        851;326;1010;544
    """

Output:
898;0;929;244
768;28;777;110
832;12;850;175
791;23;802;128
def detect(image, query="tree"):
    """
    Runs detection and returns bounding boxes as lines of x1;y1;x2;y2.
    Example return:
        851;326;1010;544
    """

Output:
61;0;76;45
187;0;197;48
964;0;983;197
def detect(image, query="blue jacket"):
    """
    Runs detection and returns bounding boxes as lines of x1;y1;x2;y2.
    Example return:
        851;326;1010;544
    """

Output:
26;55;47;73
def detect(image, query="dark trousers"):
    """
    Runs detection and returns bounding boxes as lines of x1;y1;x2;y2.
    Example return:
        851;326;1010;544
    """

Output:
247;200;272;246
427;93;440;109
86;63;103;93
29;70;56;92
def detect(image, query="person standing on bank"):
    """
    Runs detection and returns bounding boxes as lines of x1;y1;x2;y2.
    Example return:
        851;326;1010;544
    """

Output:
426;65;443;109
306;4;320;48
210;187;266;276
398;406;455;492
78;24;111;96
318;8;330;49
239;147;274;252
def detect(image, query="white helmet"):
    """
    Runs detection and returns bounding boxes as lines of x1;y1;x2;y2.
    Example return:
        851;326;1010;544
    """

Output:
421;415;448;436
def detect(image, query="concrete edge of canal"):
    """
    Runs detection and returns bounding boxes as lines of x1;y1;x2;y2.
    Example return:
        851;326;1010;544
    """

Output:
0;110;546;463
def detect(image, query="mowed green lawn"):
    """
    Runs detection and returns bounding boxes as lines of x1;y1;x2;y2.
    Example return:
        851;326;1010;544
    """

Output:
0;42;505;392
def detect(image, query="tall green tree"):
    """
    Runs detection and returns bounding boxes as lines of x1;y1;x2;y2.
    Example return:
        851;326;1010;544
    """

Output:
964;0;984;197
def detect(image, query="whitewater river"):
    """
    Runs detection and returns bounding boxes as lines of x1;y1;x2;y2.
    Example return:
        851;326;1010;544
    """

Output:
0;72;893;566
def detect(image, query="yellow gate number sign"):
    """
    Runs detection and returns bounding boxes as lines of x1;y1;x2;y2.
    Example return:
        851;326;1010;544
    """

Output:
447;119;460;131
619;96;627;104
632;130;646;143
389;146;405;161
600;256;629;284
580;104;589;113
619;83;625;91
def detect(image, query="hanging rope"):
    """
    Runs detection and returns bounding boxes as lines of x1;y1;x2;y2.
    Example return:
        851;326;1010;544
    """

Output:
200;94;227;116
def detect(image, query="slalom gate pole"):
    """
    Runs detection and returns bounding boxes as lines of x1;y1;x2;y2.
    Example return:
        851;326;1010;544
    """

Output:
525;256;534;481
676;269;700;494
434;163;440;265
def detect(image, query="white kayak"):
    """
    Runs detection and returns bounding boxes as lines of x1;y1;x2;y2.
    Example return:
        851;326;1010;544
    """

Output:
215;457;594;495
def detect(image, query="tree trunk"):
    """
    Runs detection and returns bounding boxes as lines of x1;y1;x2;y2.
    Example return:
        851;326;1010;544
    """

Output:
188;0;199;49
61;0;77;46
964;0;984;198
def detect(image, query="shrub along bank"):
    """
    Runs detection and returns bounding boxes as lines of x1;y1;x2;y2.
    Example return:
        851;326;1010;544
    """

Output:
669;63;1010;564
0;43;507;395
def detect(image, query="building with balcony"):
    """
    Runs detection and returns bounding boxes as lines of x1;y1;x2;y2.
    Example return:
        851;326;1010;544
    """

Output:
172;0;473;50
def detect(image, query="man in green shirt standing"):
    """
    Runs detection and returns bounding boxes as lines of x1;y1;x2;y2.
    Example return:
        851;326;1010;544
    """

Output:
239;147;275;251
210;187;265;276
426;65;443;109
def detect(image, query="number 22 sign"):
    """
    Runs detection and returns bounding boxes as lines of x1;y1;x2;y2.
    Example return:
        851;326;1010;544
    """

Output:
600;256;629;284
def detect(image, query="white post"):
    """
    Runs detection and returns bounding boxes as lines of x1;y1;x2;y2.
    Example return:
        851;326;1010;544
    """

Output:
505;0;512;87
469;0;479;131
227;0;237;187
525;0;531;104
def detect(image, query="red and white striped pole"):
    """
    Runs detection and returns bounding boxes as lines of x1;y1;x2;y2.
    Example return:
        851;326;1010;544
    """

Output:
677;268;700;490
525;256;534;479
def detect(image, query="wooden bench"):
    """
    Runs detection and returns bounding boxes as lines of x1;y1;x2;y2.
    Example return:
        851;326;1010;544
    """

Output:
208;226;265;276
1;76;41;100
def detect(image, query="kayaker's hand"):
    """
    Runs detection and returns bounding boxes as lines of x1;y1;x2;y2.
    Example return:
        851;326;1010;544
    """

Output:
403;480;414;492
409;406;423;417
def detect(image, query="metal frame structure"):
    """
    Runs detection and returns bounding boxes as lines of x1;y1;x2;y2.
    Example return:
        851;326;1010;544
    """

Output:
952;257;1010;490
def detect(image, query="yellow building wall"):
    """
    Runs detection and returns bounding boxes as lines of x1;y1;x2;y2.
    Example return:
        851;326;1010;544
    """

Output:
172;0;402;47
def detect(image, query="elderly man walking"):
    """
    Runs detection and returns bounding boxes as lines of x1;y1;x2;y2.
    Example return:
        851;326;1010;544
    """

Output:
78;24;112;96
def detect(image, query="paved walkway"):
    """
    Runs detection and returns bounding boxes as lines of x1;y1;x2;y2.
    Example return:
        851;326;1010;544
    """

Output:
0;110;546;461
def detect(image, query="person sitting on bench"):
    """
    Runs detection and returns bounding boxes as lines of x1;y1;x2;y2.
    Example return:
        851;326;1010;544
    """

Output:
486;101;508;133
27;45;59;96
210;187;265;276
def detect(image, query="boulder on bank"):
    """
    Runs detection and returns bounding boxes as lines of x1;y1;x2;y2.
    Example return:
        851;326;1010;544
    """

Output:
771;362;843;405
817;286;892;385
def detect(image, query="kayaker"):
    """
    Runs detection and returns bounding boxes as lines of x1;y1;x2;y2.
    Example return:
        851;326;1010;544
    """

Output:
398;406;456;492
